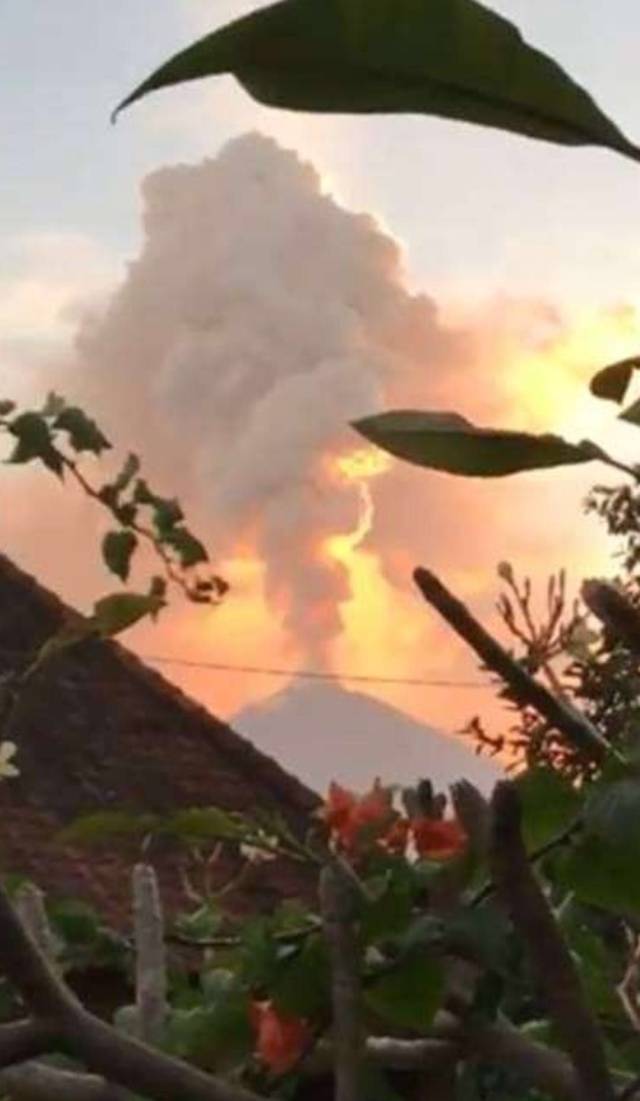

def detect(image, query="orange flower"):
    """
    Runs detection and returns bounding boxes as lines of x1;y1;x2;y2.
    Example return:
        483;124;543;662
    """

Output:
250;1000;311;1075
411;816;467;860
323;780;393;851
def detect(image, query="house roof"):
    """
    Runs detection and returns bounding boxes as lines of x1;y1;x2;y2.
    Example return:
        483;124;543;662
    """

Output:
0;554;320;929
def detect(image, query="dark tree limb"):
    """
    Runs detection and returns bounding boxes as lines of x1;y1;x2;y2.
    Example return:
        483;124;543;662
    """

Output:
320;865;363;1101
490;781;615;1101
0;881;261;1101
413;566;610;760
0;1020;56;1068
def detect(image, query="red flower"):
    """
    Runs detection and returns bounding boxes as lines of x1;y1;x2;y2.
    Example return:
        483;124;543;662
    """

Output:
381;816;410;854
411;816;467;860
323;780;393;851
324;782;356;834
250;1000;311;1075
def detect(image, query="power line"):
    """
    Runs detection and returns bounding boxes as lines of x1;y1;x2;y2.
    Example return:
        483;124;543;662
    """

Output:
0;645;489;690
139;653;489;690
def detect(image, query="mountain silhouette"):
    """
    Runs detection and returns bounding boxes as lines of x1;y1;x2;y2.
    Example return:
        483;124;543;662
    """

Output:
234;681;501;796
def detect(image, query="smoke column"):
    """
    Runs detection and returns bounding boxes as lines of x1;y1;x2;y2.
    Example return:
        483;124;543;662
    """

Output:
69;133;463;665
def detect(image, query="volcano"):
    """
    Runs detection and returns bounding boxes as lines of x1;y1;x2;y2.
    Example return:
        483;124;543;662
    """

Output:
234;682;501;796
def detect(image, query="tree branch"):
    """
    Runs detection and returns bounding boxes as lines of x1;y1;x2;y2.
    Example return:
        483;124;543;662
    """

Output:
310;1026;580;1100
0;1061;130;1101
489;781;615;1101
0;880;261;1101
413;567;609;760
0;1020;57;1069
320;864;362;1101
132;864;167;1045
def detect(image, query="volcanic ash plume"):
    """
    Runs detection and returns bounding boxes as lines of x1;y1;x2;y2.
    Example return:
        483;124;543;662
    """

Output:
71;133;462;663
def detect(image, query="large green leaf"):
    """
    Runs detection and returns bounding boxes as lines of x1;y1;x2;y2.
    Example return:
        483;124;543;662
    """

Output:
115;0;640;163
559;833;640;917
90;591;165;637
585;771;640;847
354;411;594;477
515;767;582;852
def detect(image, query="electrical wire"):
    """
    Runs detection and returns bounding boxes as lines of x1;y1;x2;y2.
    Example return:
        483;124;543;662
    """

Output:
139;653;489;690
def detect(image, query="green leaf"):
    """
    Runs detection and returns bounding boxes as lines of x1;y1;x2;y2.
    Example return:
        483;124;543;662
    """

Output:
559;832;640;916
354;411;593;478
620;397;640;427
0;400;16;417
102;531;138;582
113;452;141;495
365;951;443;1033
54;406;111;454
590;356;640;403
272;935;330;1018
115;0;640;164
166;988;252;1070
47;900;101;945
164;526;209;568
7;412;63;475
58;810;160;847
360;867;414;943
585;771;640;847
515;768;582;851
239;918;281;989
91;591;165;637
167;806;250;844
175;903;223;943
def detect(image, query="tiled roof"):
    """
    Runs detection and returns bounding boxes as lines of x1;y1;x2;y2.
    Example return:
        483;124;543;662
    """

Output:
0;554;319;928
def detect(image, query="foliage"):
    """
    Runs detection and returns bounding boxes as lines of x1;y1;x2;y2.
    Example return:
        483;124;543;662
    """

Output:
1;392;226;780
355;410;597;478
4;2;640;1099
115;0;640;168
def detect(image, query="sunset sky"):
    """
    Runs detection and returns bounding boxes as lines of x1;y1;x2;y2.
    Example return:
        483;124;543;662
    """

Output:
4;1;640;740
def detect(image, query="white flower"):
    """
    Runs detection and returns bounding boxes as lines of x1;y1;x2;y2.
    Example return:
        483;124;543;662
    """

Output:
0;742;19;779
240;839;278;864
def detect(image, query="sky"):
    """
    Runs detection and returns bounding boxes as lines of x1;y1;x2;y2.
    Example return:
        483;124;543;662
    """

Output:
4;1;640;740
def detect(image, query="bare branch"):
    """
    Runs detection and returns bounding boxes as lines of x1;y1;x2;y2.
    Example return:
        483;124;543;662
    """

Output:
414;566;609;760
320;864;362;1101
0;880;262;1101
490;781;615;1101
310;1026;580;1101
459;1018;580;1101
14;883;61;966
132;864;167;1045
0;1061;130;1101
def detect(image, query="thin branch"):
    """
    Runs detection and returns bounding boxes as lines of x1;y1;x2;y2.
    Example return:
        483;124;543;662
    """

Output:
490;781;615;1101
320;864;362;1101
0;879;262;1101
413;567;610;761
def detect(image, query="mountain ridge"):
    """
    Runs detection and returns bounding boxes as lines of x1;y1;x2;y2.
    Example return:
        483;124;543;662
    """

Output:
234;681;501;796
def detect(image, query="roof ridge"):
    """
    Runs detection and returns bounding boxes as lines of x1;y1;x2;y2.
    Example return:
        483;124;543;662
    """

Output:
0;553;319;814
